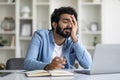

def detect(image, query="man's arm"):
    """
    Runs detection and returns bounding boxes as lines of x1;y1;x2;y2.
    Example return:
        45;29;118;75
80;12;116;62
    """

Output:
24;31;48;70
73;40;92;69
70;15;92;69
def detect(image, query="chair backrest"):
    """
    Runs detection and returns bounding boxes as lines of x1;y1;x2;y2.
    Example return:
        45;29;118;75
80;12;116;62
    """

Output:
6;58;25;70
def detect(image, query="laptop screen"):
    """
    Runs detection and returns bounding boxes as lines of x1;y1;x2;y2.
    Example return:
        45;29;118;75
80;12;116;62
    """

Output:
91;44;120;74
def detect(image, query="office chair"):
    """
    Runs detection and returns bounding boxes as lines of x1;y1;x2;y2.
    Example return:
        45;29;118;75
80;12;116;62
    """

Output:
6;58;25;70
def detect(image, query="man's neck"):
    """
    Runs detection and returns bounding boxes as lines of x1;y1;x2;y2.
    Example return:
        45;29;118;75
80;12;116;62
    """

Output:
53;31;65;46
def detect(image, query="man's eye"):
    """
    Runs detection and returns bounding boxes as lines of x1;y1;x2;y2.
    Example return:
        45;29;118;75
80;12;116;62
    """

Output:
63;21;68;23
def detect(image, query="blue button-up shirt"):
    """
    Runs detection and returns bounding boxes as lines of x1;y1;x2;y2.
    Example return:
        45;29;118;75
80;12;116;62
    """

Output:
24;29;92;70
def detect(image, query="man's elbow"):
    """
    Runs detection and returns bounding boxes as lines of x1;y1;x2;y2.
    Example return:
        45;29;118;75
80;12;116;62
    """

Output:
24;59;31;70
84;60;92;69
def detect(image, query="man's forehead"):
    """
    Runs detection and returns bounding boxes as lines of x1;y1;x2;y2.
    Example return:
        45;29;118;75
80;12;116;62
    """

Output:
60;14;71;20
60;14;71;17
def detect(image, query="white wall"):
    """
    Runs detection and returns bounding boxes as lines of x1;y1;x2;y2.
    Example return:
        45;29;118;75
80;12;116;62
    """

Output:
102;0;120;44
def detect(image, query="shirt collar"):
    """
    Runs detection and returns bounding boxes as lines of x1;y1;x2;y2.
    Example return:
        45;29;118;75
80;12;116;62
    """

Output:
49;30;55;44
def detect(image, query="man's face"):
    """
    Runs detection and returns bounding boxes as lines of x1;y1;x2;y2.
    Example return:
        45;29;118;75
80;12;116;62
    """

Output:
56;14;72;38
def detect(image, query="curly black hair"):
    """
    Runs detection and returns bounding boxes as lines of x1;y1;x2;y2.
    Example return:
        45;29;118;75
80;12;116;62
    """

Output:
51;6;77;30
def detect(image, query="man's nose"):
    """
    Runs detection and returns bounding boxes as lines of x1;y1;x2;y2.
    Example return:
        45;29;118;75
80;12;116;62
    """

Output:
68;22;72;28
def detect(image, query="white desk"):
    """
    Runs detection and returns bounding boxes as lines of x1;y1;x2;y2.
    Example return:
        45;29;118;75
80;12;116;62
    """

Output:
0;70;120;80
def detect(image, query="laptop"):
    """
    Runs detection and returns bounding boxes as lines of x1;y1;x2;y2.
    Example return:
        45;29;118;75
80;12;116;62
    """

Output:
75;44;120;75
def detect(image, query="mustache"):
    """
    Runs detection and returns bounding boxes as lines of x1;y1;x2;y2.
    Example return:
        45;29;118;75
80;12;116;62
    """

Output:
64;28;72;30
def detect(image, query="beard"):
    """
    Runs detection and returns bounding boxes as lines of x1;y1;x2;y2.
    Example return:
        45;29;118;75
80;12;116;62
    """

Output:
56;25;72;38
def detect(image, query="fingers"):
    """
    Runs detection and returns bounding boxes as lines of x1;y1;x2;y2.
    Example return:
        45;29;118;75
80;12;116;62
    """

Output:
53;57;66;64
70;15;77;26
54;63;65;69
49;57;66;70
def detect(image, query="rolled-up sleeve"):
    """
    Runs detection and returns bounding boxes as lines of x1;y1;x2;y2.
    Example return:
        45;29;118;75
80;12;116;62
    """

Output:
73;40;92;69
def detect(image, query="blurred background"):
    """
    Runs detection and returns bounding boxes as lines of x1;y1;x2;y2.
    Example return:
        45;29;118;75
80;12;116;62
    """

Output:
0;0;120;69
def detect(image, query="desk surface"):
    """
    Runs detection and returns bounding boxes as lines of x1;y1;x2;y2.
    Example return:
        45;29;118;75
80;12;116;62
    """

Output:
0;70;120;80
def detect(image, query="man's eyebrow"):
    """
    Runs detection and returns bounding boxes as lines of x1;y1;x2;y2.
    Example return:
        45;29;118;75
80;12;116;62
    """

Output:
62;18;70;21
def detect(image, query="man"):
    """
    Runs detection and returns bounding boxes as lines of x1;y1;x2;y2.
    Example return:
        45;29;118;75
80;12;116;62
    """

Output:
24;6;92;70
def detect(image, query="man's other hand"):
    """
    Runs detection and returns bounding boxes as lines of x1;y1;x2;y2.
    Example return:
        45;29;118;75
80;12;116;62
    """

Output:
44;57;66;70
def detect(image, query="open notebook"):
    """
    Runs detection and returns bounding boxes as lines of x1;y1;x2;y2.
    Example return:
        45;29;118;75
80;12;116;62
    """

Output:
75;44;120;75
25;70;74;77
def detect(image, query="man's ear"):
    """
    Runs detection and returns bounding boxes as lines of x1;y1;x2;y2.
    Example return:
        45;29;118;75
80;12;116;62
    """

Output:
52;22;57;29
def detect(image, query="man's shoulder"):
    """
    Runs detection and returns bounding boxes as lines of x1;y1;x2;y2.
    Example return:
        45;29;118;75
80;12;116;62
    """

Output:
34;29;51;35
35;29;49;33
33;29;53;40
